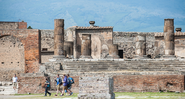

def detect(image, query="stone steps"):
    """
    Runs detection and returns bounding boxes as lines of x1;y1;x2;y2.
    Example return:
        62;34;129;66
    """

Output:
62;60;185;72
0;85;16;95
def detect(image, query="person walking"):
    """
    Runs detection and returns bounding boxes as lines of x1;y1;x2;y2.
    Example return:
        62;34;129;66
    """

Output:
12;74;18;91
44;78;51;96
60;74;69;96
55;74;62;96
67;74;73;96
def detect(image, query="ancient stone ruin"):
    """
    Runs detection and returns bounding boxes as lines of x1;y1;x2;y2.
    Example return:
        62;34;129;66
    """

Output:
0;19;185;98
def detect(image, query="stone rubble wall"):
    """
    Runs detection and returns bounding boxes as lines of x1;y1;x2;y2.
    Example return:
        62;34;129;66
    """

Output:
18;73;47;94
40;30;54;63
0;22;27;29
78;75;115;99
146;33;156;58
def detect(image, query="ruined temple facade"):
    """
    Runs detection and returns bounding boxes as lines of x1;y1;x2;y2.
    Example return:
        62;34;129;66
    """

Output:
0;19;185;77
1;19;185;95
41;19;185;62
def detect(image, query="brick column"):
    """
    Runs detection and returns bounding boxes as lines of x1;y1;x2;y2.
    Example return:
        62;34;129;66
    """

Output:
53;19;65;59
134;34;146;59
163;19;175;58
80;34;92;59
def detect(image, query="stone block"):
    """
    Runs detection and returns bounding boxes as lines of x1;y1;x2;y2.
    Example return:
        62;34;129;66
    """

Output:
78;75;115;99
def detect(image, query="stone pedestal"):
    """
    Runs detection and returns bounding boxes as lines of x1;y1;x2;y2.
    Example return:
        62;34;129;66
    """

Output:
78;75;115;99
80;34;92;59
163;19;176;59
134;34;146;59
53;19;65;59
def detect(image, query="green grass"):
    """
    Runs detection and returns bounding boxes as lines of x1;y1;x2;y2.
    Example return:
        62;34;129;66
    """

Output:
13;92;78;99
115;92;185;99
12;92;185;99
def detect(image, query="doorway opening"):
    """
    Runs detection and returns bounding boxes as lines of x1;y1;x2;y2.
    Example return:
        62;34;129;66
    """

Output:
118;50;123;58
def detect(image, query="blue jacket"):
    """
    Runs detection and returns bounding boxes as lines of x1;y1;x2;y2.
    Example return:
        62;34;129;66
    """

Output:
63;76;68;86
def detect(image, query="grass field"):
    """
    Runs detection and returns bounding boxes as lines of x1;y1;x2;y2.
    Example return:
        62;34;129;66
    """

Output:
6;92;185;99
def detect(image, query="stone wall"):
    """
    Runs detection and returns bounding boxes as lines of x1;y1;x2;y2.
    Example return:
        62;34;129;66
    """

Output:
174;35;185;58
0;29;40;82
0;35;25;81
40;30;54;63
78;75;115;99
0;22;27;29
113;75;184;92
18;73;47;94
51;72;184;93
75;27;113;59
155;32;185;58
113;32;137;59
146;33;156;58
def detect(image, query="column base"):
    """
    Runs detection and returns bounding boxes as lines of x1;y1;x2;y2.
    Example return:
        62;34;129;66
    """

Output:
162;55;176;59
79;55;92;59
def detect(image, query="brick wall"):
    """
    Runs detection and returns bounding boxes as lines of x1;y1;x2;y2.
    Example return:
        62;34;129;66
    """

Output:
18;73;46;94
113;75;184;92
0;29;40;82
18;22;27;29
0;22;27;29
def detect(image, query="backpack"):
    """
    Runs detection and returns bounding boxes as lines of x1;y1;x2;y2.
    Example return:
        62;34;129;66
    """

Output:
70;77;74;84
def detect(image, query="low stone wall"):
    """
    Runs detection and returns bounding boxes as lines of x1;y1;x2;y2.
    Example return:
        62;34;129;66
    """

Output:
18;73;47;94
78;75;115;99
113;75;184;92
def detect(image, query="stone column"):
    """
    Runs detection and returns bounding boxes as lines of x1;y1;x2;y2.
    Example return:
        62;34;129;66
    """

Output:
53;19;65;59
163;19;175;58
134;34;146;59
80;34;92;59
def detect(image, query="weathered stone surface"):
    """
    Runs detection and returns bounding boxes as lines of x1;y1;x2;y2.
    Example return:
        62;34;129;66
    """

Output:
164;19;175;56
113;75;184;92
0;29;40;76
18;73;47;94
135;34;146;58
80;34;92;59
146;33;156;58
0;21;27;29
54;19;65;57
78;75;115;99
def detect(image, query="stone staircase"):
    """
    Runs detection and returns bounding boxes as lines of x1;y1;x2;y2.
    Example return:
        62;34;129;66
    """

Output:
62;59;185;73
0;82;17;95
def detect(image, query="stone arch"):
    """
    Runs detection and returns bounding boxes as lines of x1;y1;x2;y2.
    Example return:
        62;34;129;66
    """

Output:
0;35;25;81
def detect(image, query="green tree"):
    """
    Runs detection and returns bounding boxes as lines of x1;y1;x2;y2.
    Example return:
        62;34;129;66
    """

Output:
27;26;33;29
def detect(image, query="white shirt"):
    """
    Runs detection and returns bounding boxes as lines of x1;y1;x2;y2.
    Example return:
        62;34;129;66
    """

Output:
12;77;18;82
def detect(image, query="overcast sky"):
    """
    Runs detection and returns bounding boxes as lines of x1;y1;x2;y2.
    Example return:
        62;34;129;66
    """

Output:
0;0;185;32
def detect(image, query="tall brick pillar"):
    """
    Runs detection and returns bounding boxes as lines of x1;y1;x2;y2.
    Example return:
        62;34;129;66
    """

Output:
53;19;65;59
134;34;146;59
163;19;176;58
80;34;92;59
